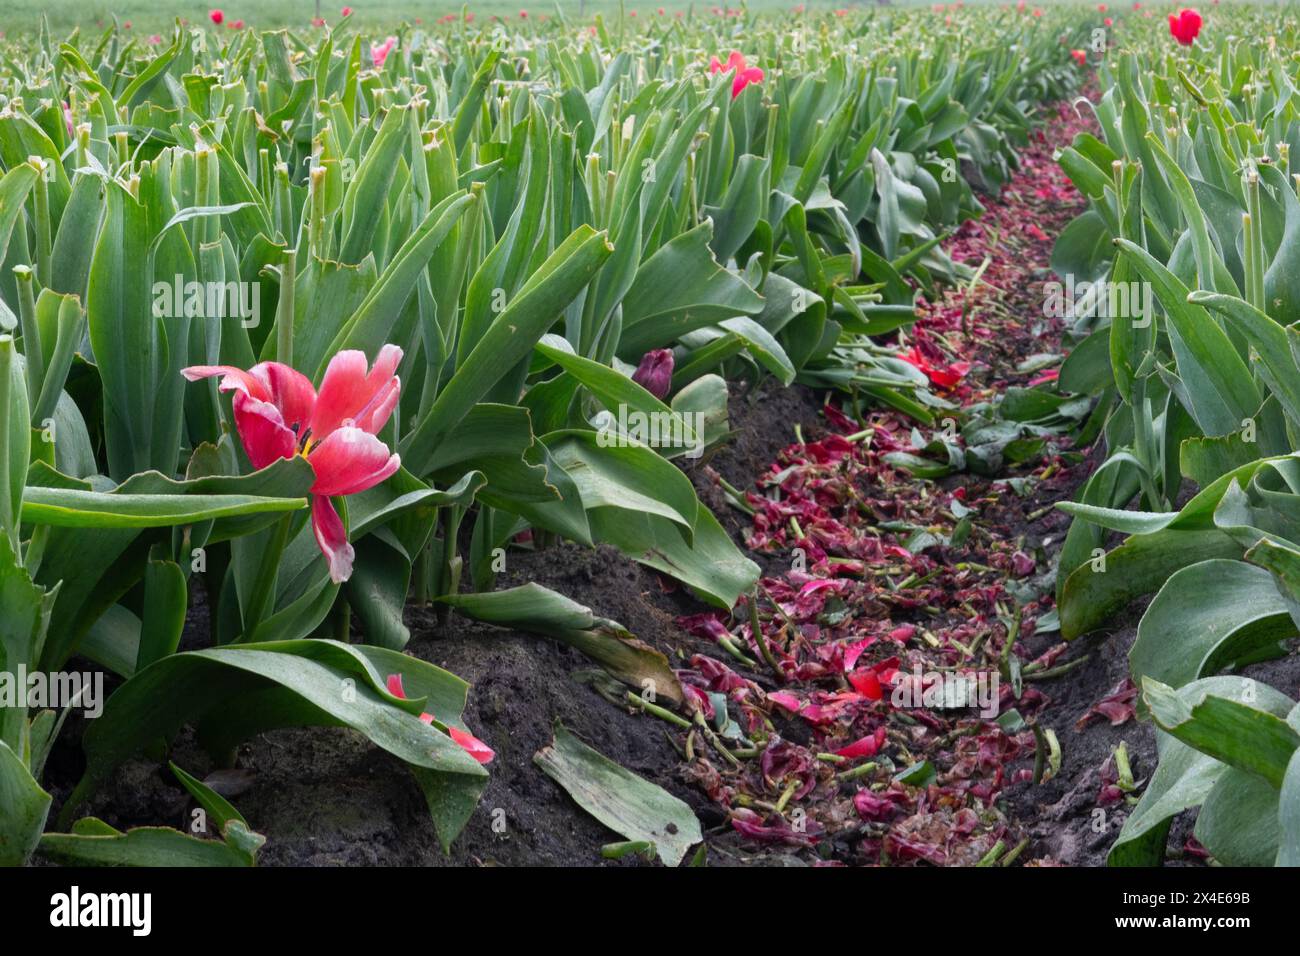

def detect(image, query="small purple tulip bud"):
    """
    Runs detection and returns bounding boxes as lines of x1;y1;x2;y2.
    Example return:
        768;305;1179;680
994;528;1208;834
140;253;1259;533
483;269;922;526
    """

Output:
631;348;674;399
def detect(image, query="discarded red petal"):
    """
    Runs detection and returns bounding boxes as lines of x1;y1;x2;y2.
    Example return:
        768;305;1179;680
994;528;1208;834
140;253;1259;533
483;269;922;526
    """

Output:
836;726;887;758
449;726;495;764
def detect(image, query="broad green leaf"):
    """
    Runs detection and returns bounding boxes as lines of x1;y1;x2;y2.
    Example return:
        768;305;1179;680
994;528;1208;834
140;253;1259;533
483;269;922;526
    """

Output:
544;429;699;538
401;225;613;474
0;739;51;866
618;221;764;358
1131;559;1294;689
39;822;260;867
61;640;488;849
21;486;306;528
1116;238;1258;436
438;582;684;705
1110;675;1294;866
534;335;697;446
1194;768;1280;866
1278;747;1300;866
1144;677;1300;788
535;722;702;867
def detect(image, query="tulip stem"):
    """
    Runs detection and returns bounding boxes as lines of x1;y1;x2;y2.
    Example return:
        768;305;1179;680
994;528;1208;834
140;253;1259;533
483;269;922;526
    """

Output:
332;595;352;642
1000;837;1030;867
976;839;1006;867
747;591;786;683
413;538;431;604
625;690;691;729
0;337;22;554
276;248;296;366
14;266;42;407
243;513;293;633
31;160;52;289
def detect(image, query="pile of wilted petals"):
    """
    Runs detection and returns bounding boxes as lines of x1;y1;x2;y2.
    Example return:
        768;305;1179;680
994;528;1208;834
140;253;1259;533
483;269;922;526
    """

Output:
667;100;1098;865
675;406;1062;864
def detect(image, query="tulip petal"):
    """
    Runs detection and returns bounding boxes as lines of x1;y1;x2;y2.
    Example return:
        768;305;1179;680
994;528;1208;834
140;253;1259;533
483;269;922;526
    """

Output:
310;350;369;439
310;494;355;584
306;426;400;496
182;362;316;434
310;346;404;441
231;391;297;469
181;365;270;402
449;726;495;764
387;673;407;698
251;361;316;433
352;377;401;435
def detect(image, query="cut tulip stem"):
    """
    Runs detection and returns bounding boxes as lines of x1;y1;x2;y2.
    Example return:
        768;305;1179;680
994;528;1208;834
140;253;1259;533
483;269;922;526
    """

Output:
276;248;296;366
748;591;786;683
836;761;876;782
976;839;1006;866
1000;837;1030;867
14;266;41;406
625;690;691;729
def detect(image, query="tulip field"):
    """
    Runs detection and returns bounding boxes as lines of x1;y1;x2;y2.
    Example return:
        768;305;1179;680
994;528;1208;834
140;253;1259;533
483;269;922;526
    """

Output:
0;0;1299;881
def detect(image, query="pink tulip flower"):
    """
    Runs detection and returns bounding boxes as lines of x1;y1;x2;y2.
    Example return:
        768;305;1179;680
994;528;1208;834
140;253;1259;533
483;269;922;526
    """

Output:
371;35;396;67
181;347;403;583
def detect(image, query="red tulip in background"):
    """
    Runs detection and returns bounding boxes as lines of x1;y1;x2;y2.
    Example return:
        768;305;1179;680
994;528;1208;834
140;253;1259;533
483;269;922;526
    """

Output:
631;349;674;399
181;347;404;584
209;8;224;24
1071;49;1087;66
1168;7;1202;45
709;50;764;98
387;674;495;764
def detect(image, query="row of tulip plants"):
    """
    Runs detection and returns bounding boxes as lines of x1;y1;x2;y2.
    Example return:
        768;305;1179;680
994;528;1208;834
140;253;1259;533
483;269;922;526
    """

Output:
1051;6;1300;865
0;6;1083;864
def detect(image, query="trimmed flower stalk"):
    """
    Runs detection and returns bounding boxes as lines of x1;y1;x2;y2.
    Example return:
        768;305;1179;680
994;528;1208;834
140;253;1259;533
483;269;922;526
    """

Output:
708;51;764;98
181;346;403;584
387;674;495;764
631;349;674;399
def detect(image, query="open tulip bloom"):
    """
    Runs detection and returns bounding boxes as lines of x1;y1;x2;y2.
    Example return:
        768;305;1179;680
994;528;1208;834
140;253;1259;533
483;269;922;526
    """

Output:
709;51;764;98
182;347;403;584
1168;7;1202;45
